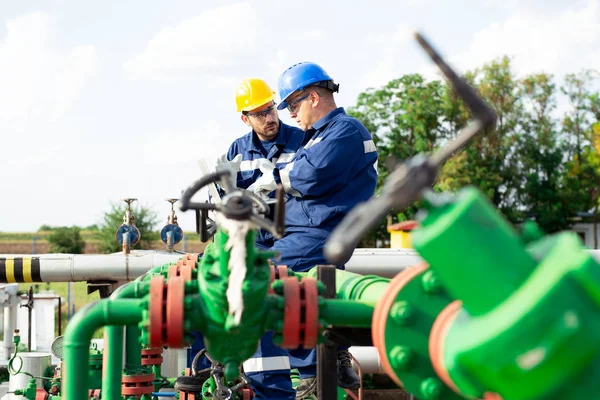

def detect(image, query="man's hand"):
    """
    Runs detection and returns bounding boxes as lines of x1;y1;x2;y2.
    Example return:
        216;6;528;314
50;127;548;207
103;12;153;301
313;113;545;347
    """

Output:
215;154;243;174
248;159;278;195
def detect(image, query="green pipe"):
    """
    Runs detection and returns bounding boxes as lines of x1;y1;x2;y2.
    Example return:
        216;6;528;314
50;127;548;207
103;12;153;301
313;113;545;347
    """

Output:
102;325;124;399
320;299;374;328
152;364;167;391
308;268;390;305
63;298;144;400
100;281;149;399
125;325;142;372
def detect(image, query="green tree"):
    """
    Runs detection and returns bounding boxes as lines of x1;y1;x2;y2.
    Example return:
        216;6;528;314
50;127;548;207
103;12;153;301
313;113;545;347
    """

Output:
515;73;573;232
349;59;600;241
97;203;160;253
561;71;600;242
437;56;523;221
48;226;86;254
348;75;450;246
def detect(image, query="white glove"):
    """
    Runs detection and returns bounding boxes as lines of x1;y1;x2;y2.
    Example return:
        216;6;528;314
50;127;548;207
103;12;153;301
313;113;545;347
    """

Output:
247;159;278;195
215;154;243;174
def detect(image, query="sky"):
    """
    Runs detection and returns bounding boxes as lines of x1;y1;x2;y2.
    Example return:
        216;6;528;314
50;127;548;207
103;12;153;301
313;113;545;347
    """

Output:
1;0;600;232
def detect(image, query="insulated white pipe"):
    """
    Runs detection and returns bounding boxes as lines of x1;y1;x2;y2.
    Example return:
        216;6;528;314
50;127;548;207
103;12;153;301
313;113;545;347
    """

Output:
349;346;384;374
0;248;418;283
0;250;185;283
344;248;422;277
1;248;598;283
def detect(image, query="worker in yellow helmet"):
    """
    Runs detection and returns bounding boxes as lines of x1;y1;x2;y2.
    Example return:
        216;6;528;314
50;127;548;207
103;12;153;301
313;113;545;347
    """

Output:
209;78;304;399
224;78;305;249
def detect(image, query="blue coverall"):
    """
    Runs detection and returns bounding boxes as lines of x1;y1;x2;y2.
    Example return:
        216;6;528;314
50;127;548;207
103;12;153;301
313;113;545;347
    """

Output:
271;107;379;271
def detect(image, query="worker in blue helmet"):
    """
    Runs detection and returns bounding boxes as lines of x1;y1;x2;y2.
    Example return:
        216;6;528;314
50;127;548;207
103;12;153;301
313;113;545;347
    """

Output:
248;61;379;397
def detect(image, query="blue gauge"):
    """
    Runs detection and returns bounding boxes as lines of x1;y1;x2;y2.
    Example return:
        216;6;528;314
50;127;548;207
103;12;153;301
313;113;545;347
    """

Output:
161;224;183;245
116;225;141;246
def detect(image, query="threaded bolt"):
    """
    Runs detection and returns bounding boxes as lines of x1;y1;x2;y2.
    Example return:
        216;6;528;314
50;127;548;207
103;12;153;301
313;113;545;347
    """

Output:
389;346;413;370
422;270;442;294
390;301;413;325
420;377;443;399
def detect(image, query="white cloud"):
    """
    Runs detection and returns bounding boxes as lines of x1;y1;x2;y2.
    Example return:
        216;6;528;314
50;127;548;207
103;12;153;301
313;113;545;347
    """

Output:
290;29;325;42
0;11;97;168
51;45;98;121
454;0;600;76
142;120;236;167
123;2;258;80
358;24;416;89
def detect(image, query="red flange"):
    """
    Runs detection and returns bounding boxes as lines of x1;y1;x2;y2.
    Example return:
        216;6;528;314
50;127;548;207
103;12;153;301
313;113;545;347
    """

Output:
149;275;165;348
141;347;163;365
179;263;193;281
122;374;155;383
429;300;463;396
268;265;276;294
169;257;195;280
300;278;320;348
276;265;289;279
121;386;154;396
35;389;48;400
281;277;301;348
184;253;199;268
166;276;185;347
122;373;154;396
168;263;179;279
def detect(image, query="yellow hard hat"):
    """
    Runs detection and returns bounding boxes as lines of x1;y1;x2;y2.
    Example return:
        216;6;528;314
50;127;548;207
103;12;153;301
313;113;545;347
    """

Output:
235;78;276;112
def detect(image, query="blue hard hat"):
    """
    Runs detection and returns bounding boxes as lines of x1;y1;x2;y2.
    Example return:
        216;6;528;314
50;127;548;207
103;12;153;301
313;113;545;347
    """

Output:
276;62;339;110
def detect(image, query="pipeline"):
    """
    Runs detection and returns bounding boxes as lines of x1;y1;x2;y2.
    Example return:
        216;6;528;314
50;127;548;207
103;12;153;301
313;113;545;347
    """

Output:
5;248;600;283
63;298;144;400
0;248;421;283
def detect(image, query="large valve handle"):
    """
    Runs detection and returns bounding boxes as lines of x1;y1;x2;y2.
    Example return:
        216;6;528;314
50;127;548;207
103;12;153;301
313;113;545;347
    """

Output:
180;170;231;213
324;32;498;265
180;168;286;240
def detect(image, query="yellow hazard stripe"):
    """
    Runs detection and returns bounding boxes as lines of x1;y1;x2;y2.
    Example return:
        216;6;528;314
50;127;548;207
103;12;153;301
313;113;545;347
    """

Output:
23;258;33;283
5;259;15;283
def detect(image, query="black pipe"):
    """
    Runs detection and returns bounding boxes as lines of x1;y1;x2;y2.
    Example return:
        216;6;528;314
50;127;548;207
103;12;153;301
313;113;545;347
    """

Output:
317;265;338;400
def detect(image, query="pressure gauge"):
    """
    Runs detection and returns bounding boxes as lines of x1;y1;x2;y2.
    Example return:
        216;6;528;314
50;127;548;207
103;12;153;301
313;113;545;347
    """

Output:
51;336;64;359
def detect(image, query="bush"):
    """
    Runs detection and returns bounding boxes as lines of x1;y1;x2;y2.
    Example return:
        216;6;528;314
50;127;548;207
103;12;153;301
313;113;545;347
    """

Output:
97;203;159;253
48;226;86;254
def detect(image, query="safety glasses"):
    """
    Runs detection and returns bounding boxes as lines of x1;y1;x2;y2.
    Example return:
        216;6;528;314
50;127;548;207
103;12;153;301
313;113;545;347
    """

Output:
246;104;277;120
286;93;310;113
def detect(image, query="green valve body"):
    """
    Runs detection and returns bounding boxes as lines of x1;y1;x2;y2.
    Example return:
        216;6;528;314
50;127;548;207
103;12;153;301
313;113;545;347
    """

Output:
412;187;537;316
88;347;103;390
412;187;600;399
195;228;280;380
